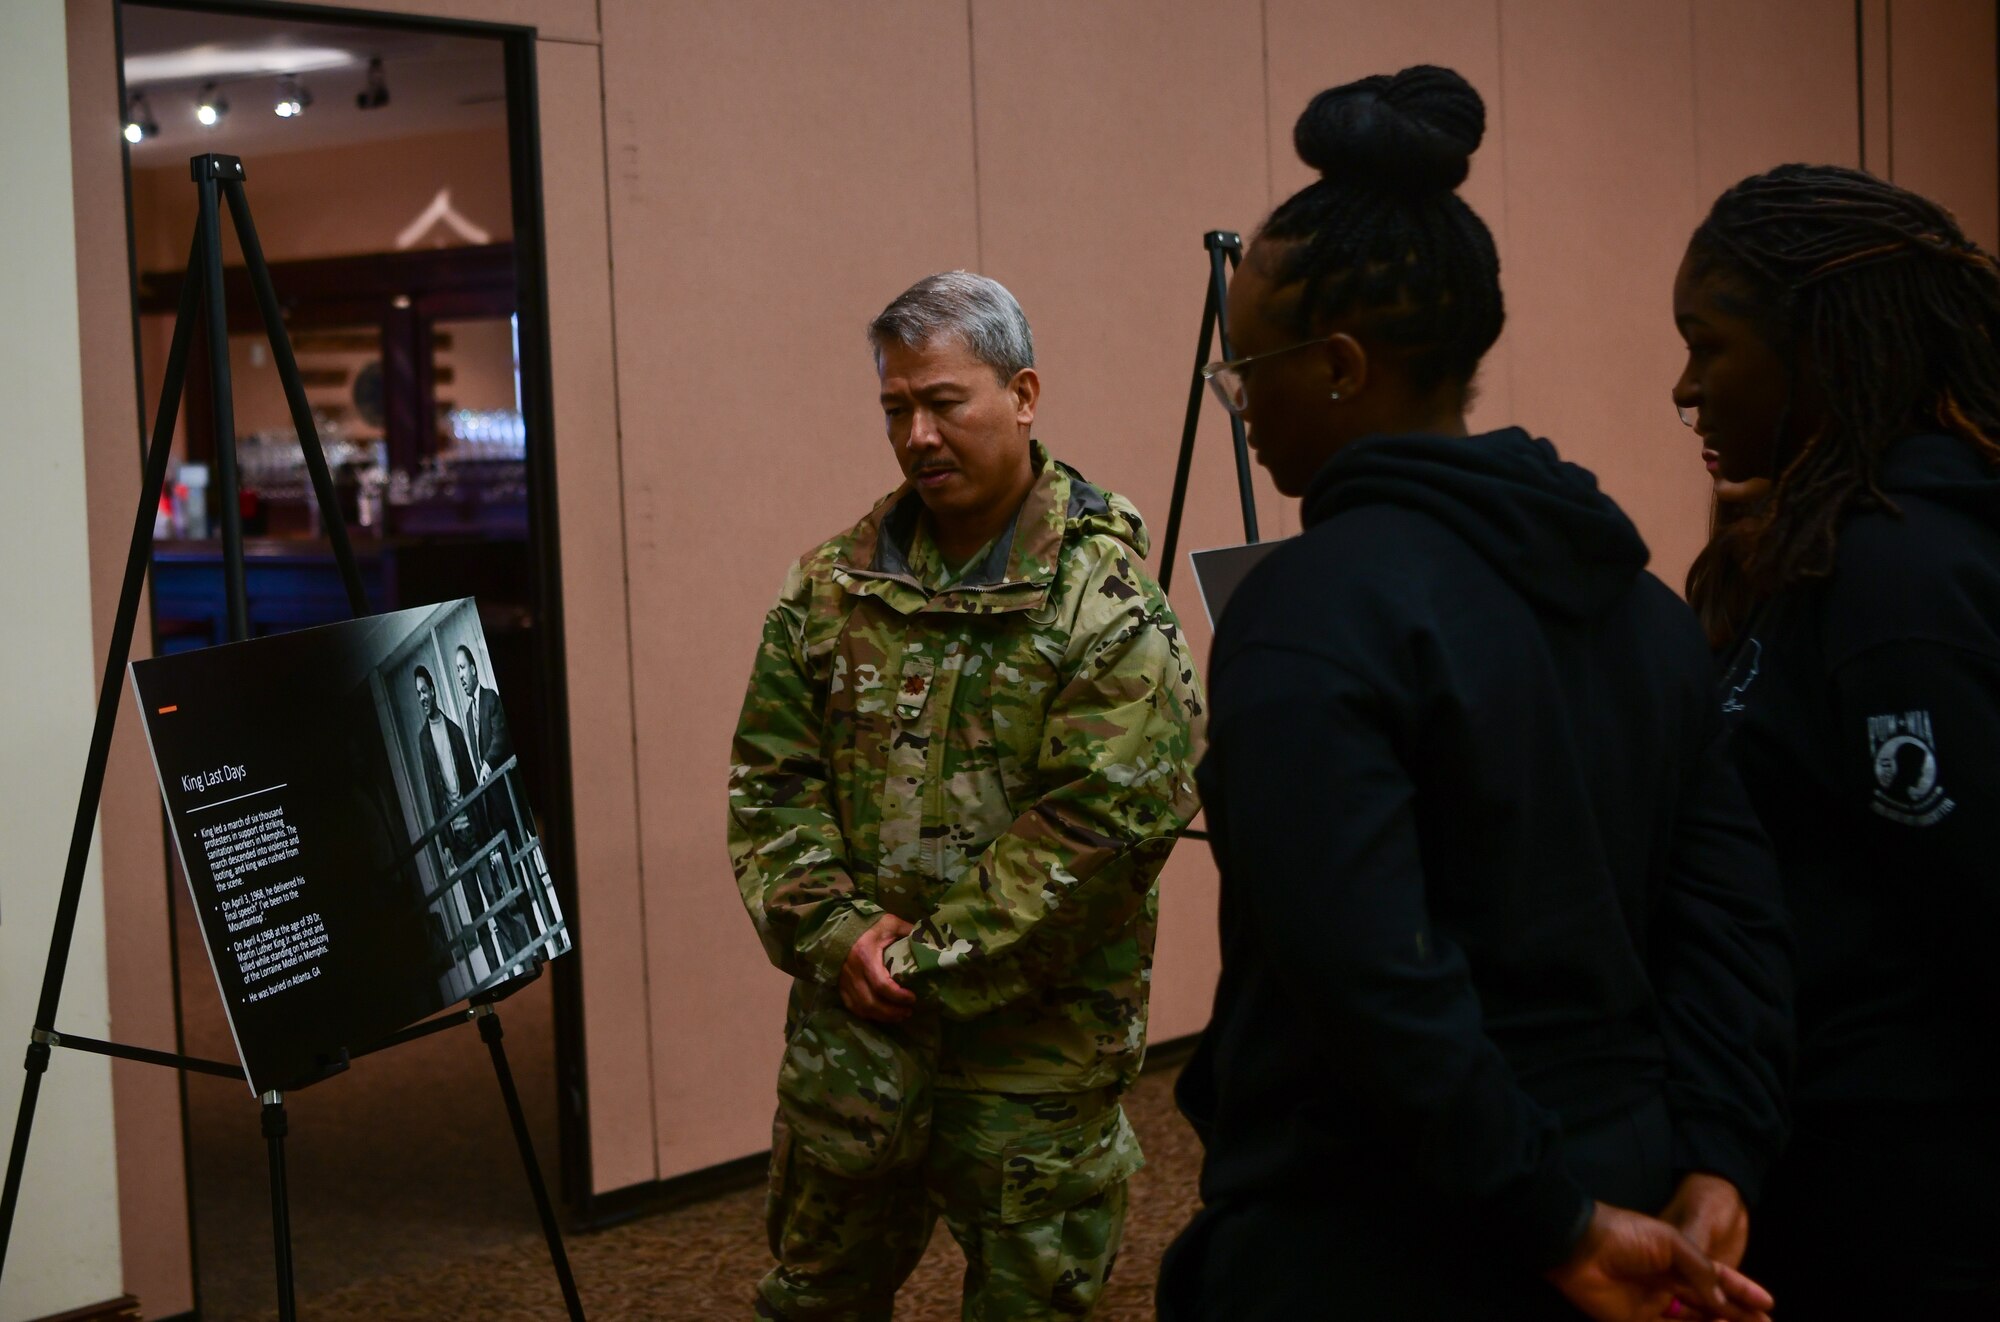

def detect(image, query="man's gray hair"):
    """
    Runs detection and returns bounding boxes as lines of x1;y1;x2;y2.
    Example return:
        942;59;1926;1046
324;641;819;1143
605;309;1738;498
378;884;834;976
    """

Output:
867;271;1035;382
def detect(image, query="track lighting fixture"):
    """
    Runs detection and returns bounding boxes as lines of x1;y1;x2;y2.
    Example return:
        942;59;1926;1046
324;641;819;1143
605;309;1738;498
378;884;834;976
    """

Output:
356;57;389;110
195;81;229;127
274;74;312;119
123;92;158;144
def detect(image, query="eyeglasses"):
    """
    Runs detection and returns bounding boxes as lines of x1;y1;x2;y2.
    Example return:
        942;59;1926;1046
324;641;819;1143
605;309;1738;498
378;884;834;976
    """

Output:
1675;398;1697;427
1201;337;1334;416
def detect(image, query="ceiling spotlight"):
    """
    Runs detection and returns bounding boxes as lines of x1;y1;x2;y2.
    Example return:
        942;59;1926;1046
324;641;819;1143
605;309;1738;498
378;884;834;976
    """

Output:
195;82;229;127
274;75;312;119
123;92;158;144
356;57;389;110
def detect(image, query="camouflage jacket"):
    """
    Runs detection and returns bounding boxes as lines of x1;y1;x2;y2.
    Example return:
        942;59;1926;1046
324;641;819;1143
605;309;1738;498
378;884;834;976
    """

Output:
728;442;1204;1093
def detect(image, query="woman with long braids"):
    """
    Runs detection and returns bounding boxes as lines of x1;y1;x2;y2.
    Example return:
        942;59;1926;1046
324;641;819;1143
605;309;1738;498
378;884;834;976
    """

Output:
1673;165;2000;1316
1160;66;1789;1321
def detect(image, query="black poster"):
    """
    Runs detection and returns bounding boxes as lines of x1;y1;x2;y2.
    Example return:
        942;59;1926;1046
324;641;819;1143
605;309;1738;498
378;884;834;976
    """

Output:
130;599;571;1094
1189;539;1288;630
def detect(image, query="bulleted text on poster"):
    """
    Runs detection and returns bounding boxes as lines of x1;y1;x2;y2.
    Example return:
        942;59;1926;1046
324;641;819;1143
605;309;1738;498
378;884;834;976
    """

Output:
197;805;328;1005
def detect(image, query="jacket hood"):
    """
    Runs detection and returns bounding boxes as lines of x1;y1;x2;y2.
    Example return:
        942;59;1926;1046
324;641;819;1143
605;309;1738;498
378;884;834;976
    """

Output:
1879;431;2000;521
835;440;1148;615
1302;427;1650;620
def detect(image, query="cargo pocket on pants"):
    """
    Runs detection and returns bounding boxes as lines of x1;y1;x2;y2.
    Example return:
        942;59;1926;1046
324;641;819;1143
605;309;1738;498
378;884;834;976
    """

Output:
765;1112;795;1260
999;1098;1143;1225
776;998;936;1179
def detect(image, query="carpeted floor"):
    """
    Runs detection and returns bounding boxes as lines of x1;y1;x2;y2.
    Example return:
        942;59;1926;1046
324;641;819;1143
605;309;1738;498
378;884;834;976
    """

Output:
177;884;1204;1320
231;1062;1201;1320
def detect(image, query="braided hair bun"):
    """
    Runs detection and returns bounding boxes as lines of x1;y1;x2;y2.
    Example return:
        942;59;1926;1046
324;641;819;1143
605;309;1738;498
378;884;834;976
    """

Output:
1259;64;1502;394
1293;64;1485;196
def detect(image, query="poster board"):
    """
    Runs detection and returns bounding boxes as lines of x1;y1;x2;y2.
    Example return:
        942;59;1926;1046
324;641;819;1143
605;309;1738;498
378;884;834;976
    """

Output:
129;599;570;1094
1188;540;1287;630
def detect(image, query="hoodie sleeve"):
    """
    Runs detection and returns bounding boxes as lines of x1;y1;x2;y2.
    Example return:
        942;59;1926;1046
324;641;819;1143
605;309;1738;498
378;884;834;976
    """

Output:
1205;640;1593;1271
1651;703;1795;1205
882;542;1204;1017
727;560;883;984
1834;637;2000;1010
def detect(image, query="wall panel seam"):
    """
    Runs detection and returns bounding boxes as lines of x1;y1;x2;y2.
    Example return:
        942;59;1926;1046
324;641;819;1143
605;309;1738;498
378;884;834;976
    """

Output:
1886;0;1895;179
966;0;985;268
1259;0;1273;207
1493;0;1520;434
578;29;662;1181
1687;0;1703;202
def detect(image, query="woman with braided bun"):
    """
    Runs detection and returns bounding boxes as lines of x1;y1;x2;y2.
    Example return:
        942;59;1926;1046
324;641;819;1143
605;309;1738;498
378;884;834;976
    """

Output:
1673;165;2000;1316
1160;66;1787;1321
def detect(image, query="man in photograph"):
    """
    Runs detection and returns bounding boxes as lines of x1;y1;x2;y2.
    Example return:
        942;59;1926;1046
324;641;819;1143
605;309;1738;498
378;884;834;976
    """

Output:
452;641;536;956
728;271;1204;1319
413;663;507;971
454;643;511;782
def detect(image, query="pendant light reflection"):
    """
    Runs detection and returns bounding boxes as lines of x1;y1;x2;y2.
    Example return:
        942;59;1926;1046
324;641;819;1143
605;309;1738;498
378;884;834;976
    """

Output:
196;82;229;127
356;57;390;111
274;75;312;119
123;92;158;144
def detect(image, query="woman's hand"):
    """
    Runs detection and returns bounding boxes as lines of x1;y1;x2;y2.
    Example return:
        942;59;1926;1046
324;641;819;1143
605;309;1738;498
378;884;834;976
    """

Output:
1546;1201;1773;1322
1659;1173;1750;1268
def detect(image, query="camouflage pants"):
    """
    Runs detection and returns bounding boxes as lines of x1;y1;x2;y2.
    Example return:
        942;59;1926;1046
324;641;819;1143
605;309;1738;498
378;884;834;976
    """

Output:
756;1087;1140;1321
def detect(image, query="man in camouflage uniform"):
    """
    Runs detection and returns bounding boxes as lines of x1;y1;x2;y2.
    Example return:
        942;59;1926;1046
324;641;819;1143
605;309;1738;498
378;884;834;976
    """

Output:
728;271;1203;1320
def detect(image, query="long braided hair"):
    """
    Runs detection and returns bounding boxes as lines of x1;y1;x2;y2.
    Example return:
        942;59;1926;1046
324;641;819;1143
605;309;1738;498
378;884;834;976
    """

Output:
1262;65;1504;397
1685;164;2000;646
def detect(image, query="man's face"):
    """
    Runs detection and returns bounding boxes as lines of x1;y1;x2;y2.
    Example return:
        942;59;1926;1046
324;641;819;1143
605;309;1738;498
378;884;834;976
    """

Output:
877;336;1038;533
415;673;436;719
455;652;475;698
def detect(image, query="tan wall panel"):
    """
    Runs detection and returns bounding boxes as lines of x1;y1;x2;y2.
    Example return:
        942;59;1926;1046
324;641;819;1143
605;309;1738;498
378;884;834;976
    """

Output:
533;38;658;1196
968;0;1268;1042
64;1;191;1315
1264;0;1516;432
1692;0;1859;201
1498;0;1710;590
1890;0;1999;249
599;0;984;1178
5;2;129;1317
326;0;598;44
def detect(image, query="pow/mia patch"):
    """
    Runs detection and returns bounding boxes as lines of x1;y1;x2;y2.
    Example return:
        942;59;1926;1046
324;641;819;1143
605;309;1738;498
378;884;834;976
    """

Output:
1867;709;1956;826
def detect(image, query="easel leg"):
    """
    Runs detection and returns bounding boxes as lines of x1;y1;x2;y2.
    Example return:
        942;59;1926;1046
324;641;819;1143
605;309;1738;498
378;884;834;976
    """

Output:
0;1040;54;1270
1204;240;1261;544
1158;245;1224;594
262;1092;299;1322
1158;230;1258;593
475;1006;585;1320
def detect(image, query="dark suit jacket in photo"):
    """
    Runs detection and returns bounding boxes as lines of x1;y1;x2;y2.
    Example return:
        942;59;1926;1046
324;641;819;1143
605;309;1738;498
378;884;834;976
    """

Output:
466;684;511;771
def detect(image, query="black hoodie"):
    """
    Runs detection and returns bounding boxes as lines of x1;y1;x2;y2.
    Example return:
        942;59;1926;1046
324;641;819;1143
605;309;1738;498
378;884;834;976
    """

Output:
1720;431;2000;1111
1176;428;1793;1276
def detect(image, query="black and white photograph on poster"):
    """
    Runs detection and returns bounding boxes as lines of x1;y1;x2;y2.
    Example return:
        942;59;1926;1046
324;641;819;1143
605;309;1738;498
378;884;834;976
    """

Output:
129;598;570;1094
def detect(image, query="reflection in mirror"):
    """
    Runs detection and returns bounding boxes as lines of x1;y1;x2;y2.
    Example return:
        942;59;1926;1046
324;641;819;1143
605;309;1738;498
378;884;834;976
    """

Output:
230;325;386;535
395;316;526;538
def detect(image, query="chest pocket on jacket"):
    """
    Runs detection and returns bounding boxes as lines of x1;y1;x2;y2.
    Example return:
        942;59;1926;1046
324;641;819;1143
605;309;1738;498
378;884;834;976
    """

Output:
984;646;1061;817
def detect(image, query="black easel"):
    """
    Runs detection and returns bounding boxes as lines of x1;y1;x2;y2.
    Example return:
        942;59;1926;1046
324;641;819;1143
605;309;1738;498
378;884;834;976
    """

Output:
1157;229;1261;595
0;154;584;1322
